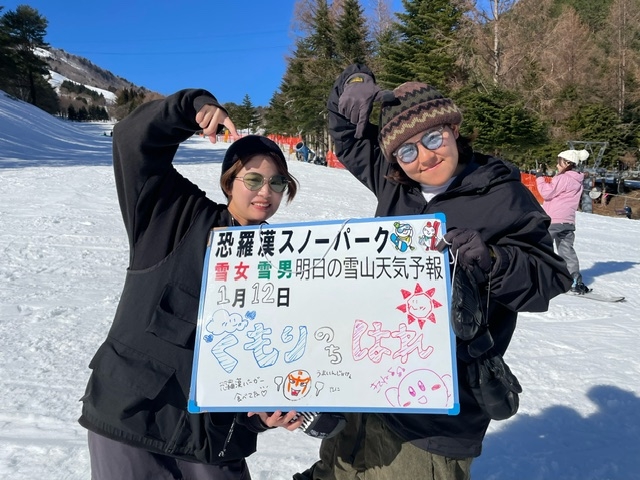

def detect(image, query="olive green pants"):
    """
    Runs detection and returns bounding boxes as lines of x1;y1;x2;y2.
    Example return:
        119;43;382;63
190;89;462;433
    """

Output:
308;414;472;480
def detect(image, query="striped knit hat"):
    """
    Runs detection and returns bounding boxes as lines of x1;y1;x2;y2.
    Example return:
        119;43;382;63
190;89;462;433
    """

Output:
379;82;462;161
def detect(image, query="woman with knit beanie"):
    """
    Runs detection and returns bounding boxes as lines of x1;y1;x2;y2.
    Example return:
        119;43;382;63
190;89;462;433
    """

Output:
536;149;591;294
293;65;572;480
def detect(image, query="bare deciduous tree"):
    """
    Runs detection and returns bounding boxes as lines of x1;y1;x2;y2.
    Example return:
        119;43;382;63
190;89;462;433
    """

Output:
368;0;394;40
603;0;640;115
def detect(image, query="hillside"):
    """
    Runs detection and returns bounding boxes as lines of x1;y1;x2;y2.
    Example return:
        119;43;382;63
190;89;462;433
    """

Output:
33;47;160;119
43;47;142;94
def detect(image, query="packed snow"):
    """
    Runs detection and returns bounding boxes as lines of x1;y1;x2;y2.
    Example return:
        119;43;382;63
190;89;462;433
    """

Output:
1;91;639;480
47;71;117;104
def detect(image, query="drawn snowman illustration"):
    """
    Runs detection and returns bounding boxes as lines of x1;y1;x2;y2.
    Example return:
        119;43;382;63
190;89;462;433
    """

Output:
418;220;440;251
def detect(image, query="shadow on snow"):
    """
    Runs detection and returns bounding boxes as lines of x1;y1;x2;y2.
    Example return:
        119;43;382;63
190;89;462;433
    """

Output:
476;385;639;479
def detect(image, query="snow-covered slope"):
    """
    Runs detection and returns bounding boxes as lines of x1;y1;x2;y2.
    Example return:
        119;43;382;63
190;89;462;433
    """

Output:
0;91;113;167
1;90;639;480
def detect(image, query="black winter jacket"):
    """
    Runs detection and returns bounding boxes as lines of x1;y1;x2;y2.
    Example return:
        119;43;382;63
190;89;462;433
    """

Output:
328;65;572;458
79;90;269;464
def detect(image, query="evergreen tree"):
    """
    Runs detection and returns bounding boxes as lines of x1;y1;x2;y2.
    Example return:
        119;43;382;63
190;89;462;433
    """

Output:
369;17;398;76
34;74;59;114
234;94;260;133
550;0;614;32
456;85;548;160
77;105;88;121
267;0;341;152
269;45;314;137
565;104;635;168
0;6;16;85
335;0;373;66
67;105;77;121
377;0;466;92
263;91;294;136
113;88;146;120
0;5;54;108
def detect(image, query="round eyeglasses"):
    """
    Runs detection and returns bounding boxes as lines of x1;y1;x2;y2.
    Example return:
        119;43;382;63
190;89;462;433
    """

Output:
234;172;289;193
393;126;446;164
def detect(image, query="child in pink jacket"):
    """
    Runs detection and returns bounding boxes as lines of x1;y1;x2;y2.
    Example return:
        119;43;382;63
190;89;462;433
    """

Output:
536;149;590;294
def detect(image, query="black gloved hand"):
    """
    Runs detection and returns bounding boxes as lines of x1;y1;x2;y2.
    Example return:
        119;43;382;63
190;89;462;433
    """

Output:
437;228;492;284
450;267;483;341
467;352;522;420
338;73;384;138
535;163;548;177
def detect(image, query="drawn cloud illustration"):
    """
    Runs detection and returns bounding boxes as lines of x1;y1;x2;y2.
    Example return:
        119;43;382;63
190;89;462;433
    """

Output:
205;309;248;335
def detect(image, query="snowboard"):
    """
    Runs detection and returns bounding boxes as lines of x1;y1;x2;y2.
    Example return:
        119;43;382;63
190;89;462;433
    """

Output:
564;291;625;303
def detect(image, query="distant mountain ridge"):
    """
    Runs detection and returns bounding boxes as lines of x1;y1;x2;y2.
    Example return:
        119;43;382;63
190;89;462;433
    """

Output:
42;47;147;95
33;47;161;119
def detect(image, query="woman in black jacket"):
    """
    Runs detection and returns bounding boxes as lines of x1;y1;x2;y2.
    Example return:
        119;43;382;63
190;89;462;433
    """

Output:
79;89;303;480
294;66;572;480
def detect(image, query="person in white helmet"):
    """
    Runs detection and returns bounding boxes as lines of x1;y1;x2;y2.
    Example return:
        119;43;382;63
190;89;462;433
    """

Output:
536;149;591;294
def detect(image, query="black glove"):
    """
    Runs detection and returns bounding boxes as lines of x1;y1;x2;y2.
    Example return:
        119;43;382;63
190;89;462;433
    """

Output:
467;352;522;420
535;163;548;177
437;229;492;284
450;267;483;341
338;73;385;138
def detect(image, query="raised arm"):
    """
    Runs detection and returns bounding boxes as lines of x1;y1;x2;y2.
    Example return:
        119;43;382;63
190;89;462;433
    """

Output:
111;89;229;267
327;64;391;197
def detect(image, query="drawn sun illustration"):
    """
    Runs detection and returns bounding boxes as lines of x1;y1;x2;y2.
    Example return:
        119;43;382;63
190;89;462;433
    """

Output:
396;284;443;329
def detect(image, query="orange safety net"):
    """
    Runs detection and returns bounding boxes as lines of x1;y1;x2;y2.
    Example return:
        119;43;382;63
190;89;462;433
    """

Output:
520;172;551;204
326;151;345;169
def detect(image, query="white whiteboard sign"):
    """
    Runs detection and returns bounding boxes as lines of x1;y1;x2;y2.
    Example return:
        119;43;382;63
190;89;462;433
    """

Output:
188;214;459;415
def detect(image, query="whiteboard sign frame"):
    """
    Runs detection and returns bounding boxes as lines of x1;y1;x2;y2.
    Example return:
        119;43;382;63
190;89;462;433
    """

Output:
188;214;459;415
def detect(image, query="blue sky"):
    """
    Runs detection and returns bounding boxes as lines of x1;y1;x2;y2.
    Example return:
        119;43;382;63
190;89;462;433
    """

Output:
2;0;406;107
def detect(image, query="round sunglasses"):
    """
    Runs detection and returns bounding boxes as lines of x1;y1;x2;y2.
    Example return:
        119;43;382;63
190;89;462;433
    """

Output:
393;126;446;164
234;172;289;193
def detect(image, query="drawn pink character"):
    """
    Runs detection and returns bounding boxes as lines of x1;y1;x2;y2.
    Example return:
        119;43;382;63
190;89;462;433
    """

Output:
385;369;451;408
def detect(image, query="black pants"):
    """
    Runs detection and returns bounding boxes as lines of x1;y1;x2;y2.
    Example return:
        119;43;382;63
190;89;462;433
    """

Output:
88;431;251;480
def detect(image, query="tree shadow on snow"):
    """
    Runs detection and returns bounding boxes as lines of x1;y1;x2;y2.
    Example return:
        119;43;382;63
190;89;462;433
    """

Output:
580;261;639;285
474;385;640;479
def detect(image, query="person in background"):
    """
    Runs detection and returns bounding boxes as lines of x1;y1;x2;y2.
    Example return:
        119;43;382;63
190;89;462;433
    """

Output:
293;64;572;480
536;149;591;294
79;89;303;480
